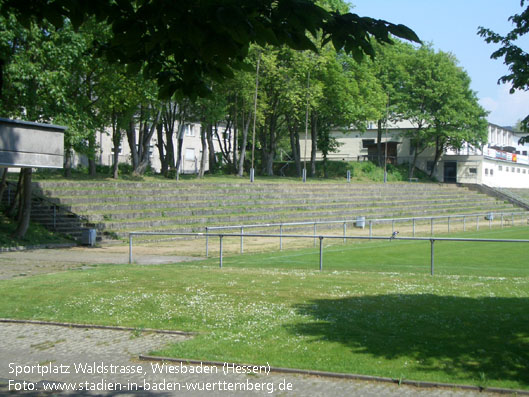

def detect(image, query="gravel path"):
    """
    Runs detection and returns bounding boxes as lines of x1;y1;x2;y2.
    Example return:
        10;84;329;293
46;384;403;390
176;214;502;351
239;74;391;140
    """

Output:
0;322;508;396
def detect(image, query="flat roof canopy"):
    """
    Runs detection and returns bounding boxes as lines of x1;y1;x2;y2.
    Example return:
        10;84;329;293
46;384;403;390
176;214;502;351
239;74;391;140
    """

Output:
0;118;65;168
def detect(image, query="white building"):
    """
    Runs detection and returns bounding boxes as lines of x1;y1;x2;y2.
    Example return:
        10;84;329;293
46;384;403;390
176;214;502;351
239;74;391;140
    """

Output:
304;122;529;188
79;122;231;174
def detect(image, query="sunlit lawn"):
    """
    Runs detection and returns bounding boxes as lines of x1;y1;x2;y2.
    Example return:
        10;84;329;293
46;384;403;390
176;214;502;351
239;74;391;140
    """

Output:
0;227;528;390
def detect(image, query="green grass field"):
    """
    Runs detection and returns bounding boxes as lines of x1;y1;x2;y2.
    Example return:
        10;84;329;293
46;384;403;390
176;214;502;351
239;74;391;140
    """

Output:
209;227;529;277
1;226;528;390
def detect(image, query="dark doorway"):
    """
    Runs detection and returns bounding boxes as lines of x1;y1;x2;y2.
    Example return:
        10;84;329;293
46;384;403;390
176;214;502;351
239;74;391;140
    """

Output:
444;161;457;183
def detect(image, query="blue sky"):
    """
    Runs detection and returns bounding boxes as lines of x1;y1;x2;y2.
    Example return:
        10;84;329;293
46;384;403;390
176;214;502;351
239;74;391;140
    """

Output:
350;0;529;127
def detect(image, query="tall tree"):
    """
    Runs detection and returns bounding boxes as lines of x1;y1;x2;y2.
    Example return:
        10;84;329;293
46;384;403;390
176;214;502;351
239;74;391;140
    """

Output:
399;48;488;177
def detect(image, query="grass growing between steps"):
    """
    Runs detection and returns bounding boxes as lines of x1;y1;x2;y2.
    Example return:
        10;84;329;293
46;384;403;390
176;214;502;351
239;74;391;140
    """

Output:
0;213;73;248
0;228;528;389
28;161;433;184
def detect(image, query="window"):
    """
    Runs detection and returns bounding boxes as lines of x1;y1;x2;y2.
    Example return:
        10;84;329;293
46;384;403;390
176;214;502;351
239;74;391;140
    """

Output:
184;125;194;137
185;148;195;161
523;151;528;156
498;165;503;171
485;168;489;175
490;169;494;176
512;167;516;172
362;139;375;149
469;168;477;174
506;167;509;172
517;168;521;173
524;169;527;174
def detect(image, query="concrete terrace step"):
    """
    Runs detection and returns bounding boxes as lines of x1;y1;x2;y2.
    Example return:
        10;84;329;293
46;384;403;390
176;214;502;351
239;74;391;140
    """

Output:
78;196;510;222
68;196;501;214
113;204;518;237
25;180;525;242
40;187;487;204
99;201;516;231
33;183;466;200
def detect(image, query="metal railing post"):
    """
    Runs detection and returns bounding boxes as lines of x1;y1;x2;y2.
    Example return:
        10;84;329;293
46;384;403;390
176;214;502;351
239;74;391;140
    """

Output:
129;234;133;264
205;227;209;257
319;236;324;271
412;218;416;237
430;218;434;236
369;221;372;239
343;222;347;243
430;239;435;276
219;235;223;268
489;214;492;229
280;224;283;251
240;227;244;254
476;216;479;231
447;216;450;234
463;216;466;232
313;223;317;247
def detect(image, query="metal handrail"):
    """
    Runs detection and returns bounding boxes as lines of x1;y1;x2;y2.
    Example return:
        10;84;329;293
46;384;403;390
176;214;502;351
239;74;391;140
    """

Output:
2;180;95;230
128;231;529;275
204;211;528;255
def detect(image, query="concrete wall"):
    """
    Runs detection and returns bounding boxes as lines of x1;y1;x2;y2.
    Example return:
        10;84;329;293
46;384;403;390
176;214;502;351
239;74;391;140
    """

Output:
0;118;65;168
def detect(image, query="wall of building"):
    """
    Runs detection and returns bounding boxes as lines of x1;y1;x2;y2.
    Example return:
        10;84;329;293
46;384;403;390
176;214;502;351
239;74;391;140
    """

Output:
74;122;231;174
300;122;529;188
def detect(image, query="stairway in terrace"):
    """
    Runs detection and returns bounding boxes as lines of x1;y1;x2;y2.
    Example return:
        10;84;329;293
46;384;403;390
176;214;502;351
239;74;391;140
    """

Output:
17;180;522;242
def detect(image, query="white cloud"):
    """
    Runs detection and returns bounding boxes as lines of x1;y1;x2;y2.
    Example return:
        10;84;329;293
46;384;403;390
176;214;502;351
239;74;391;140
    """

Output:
480;84;529;127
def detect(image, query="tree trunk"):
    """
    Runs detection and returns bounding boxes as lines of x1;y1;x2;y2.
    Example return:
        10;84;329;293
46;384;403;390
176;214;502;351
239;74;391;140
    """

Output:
310;114;318;177
377;119;383;167
156;123;167;176
206;124;217;173
88;133;97;177
429;136;444;178
174;122;185;180
409;143;419;178
165;125;175;175
64;146;72;178
232;99;238;174
162;102;177;176
12;168;32;239
7;171;23;218
111;113;121;179
199;125;207;178
0;168;7;203
126;118;138;171
237;112;251;177
289;126;301;177
135;108;162;176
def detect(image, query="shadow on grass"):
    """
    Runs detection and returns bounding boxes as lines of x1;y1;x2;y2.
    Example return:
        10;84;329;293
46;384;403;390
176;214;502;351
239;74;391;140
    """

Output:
291;294;529;386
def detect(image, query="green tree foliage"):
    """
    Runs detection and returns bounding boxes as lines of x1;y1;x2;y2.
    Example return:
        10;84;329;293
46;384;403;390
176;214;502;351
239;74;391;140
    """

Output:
0;0;420;100
479;1;529;135
395;46;488;177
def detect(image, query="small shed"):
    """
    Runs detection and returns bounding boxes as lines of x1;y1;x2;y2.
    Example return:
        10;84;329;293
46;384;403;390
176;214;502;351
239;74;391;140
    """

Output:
365;141;401;164
0;118;65;169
